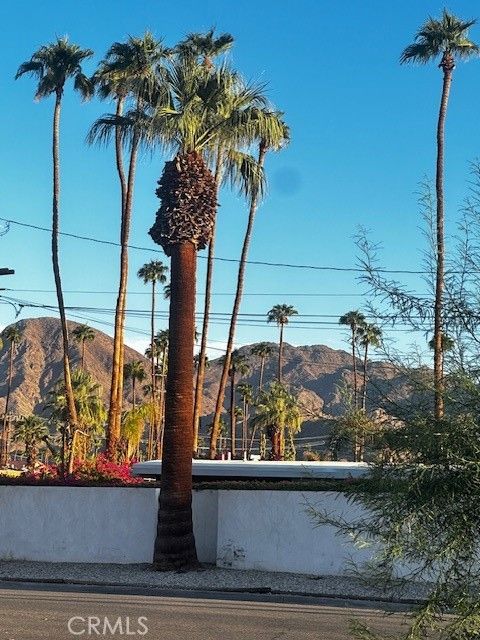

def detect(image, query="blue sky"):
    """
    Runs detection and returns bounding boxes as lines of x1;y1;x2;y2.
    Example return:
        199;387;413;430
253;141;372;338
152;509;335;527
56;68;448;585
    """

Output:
1;0;479;358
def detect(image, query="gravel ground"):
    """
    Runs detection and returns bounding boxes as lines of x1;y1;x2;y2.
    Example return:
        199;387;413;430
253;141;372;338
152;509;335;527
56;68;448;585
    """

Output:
0;561;430;603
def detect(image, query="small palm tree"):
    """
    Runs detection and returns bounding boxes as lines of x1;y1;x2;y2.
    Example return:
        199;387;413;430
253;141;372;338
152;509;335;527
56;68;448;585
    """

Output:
359;323;382;412
401;11;478;420
0;325;23;466
251;382;302;460
267;305;298;384
13;415;48;471
16;37;93;443
339;311;366;409
251;343;273;390
123;360;146;410
72;324;95;370
176;28;234;68
89;33;170;459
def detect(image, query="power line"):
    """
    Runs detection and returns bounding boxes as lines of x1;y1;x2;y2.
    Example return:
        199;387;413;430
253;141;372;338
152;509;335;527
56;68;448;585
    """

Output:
1;216;432;275
3;288;379;298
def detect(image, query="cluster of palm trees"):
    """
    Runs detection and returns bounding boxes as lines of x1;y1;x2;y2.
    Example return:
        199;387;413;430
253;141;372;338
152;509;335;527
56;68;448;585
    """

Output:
339;311;382;460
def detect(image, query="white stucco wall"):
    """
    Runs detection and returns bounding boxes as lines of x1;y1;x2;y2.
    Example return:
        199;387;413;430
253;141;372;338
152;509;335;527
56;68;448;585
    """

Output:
216;490;373;575
0;487;375;574
0;487;218;564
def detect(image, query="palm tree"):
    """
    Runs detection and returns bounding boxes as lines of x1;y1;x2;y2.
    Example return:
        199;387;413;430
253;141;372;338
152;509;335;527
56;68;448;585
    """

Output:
401;11;478;420
45;369;107;471
237;382;254;456
209;112;289;459
192;61;272;455
152;329;169;459
0;326;22;466
123;360;147;410
72;324;95;370
251;382;302;460
251;342;273;390
339;311;366;409
13;415;48;471
176;28;234;68
149;55;244;569
359;323;382;412
267;305;298;384
224;350;250;457
138;260;168;449
89;33;170;459
16;38;93;447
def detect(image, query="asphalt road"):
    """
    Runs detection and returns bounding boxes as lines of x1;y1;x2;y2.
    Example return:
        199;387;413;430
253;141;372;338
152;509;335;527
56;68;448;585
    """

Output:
0;583;410;639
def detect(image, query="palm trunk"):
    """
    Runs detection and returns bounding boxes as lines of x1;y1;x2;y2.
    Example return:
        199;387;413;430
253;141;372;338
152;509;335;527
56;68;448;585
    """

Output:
229;371;236;457
107;123;139;459
153;243;198;570
150;281;158;451
52;91;78;438
132;377;136;411
362;342;369;411
81;340;85;370
209;144;267;458
155;347;167;459
352;327;358;409
433;58;453;421
193;150;223;455
278;324;284;383
259;357;265;390
0;344;14;466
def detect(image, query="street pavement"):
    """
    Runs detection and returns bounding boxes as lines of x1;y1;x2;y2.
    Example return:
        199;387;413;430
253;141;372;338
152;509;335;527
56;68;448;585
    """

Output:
0;583;410;639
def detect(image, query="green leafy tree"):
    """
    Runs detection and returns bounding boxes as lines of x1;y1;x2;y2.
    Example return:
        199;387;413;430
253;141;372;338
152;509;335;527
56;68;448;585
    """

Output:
16;37;94;444
251;342;273;390
89;33;170;459
13;415;48;471
401;11;478;420
0;325;23;466
267;305;298;384
72;324;95;370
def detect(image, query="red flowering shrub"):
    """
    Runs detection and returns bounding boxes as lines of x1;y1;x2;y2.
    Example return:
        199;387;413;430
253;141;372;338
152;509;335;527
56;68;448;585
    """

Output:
0;456;144;486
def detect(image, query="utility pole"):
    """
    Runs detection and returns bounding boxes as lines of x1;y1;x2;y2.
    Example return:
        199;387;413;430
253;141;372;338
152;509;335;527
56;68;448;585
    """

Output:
0;267;14;467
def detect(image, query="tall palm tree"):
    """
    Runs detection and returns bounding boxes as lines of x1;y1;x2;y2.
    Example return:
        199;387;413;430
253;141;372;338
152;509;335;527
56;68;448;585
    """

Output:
209;112;289;459
123;360;147;410
153;329;169;459
13;415;48;471
72;324;95;370
0;326;22;466
89;33;170;459
192;64;271;455
339;311;366;409
401;11;478;420
267;305;298;384
149;56;238;569
138;260;168;448
224;350;249;457
359;323;382;412
176;28;234;68
16;38;93;446
251;342;273;390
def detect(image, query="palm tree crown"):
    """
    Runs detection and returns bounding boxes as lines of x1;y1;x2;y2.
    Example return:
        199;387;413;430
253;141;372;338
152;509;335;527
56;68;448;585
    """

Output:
267;304;298;326
2;325;23;347
15;37;93;99
137;260;168;285
401;11;478;68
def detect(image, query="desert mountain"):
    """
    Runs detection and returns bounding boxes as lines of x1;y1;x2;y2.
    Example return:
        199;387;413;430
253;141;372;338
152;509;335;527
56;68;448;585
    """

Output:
0;318;413;438
0;317;146;416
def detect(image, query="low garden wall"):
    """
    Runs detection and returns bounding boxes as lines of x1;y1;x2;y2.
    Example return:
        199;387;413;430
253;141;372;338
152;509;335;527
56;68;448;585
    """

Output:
0;487;373;574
